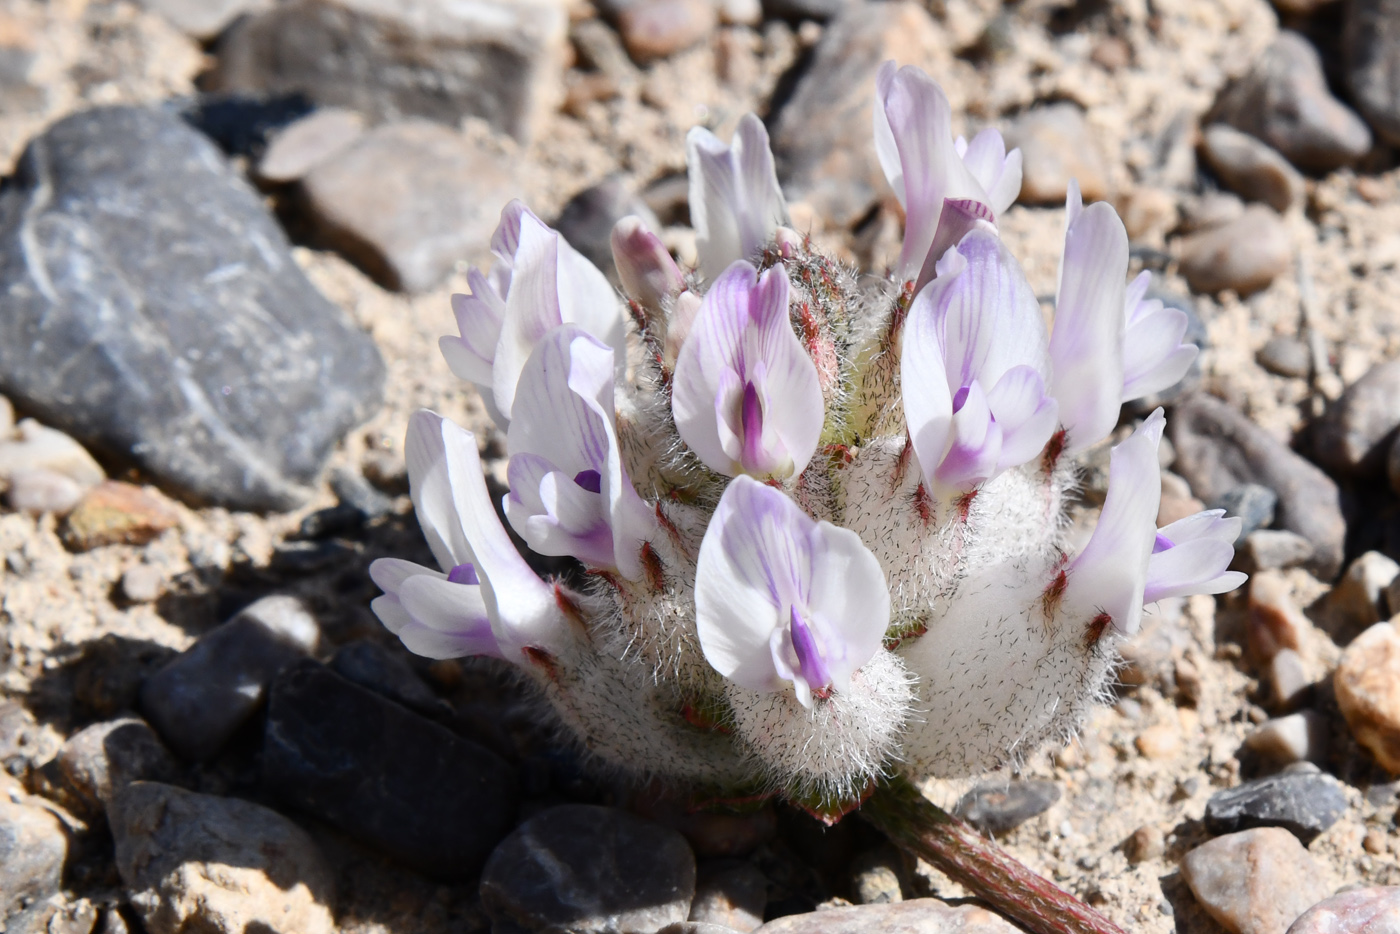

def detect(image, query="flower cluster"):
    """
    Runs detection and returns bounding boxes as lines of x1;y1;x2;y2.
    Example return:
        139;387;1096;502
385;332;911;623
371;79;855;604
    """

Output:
372;62;1245;811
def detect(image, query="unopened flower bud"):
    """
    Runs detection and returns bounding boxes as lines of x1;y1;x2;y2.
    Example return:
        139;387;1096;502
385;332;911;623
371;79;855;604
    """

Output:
612;215;684;317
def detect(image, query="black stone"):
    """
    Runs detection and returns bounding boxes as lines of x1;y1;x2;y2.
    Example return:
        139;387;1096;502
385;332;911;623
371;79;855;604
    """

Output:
180;92;316;159
263;660;518;878
0;106;384;511
480;804;695;933
1204;770;1348;845
329;640;446;717
953;779;1062;836
1212;483;1278;545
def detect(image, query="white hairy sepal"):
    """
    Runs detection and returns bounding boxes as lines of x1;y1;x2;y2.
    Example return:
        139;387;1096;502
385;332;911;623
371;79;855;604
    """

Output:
726;649;913;804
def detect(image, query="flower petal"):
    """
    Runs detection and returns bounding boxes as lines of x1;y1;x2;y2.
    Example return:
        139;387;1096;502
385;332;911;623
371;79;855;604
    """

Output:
396;573;503;659
672;261;823;479
985;364;1059;471
1065;409;1165;638
1048;190;1130;453
900;278;955;491
612;215;684;314
1121;275;1199;401
959;128;1022;216
405;410;474;573
441;270;506;387
935;379;1002;490
1144;508;1247;603
687;114;789;281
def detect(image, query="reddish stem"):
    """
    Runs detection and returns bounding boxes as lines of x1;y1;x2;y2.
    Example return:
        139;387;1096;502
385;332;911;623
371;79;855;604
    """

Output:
862;775;1127;934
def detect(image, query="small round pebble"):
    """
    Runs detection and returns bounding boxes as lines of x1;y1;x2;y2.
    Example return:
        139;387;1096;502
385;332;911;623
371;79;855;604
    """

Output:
5;468;84;515
1178;204;1291;295
120;565;165;604
1258;336;1312;379
1125;825;1165;864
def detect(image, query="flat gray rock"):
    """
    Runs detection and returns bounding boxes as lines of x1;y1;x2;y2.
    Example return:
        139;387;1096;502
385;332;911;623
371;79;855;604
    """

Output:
481;804;696;933
1204;771;1349;845
0;106;384;511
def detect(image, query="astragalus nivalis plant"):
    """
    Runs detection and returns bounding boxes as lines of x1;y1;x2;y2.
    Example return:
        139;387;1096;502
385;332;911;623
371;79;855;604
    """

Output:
371;61;1244;873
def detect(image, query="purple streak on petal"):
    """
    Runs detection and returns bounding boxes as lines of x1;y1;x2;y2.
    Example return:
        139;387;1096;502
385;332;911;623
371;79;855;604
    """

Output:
912;198;997;296
935;379;1003;490
740;380;767;472
790;605;833;693
611;215;683;313
952;384;971;413
1153;533;1174;554
573;469;602;494
448;563;480;585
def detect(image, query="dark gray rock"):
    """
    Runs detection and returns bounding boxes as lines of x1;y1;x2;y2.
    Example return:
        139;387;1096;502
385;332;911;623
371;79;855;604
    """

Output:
1345;0;1400;146
1210;31;1372;172
761;0;849;21
554;177;661;287
481;804;695;933
38;717;180;820
768;2;946;230
0;784;67;917
1168;393;1346;579
1203;770;1348;844
0;106;384;511
952;779;1061;836
263;660;517;878
329;641;445;717
140;596;319;761
1391;432;1400;496
1212;483;1278;544
1258;335;1312;379
208;0;569;144
1313;361;1400;478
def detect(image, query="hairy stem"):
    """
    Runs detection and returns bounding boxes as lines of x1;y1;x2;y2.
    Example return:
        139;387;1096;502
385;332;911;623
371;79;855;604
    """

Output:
862;774;1127;934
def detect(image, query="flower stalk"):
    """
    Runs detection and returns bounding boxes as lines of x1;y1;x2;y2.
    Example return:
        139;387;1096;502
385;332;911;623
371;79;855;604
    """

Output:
863;775;1128;934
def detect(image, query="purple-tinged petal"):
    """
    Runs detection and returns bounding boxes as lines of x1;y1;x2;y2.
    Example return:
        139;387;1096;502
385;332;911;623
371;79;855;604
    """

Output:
1144;509;1247;603
900;280;955;490
411;410;569;658
959;128;1022;216
395;573;503;659
935;379;1002;490
672;262;823;480
1047;186;1130;454
507;327;656;579
491;200;529;261
1065;409;1166;639
441;270;507;387
695;475;889;708
611;215;684;315
874;62;992;282
687;114;789;281
985;364;1059;471
911;198;996;296
1120;271;1199;401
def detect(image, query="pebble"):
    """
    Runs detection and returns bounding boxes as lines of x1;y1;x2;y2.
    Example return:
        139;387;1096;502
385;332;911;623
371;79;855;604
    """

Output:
1335;621;1400;773
211;0;568;143
1238;530;1315;574
480;804;695;933
40;718;180;821
768;1;948;230
8;897;100;934
1210;31;1372;172
1136;722;1183;760
1327;552;1399;635
1268;648;1312;709
1287;886;1400;933
631;788;778;858
1245;711;1329;765
5;468;84;515
1125;825;1166;864
752;899;1022;933
1181;191;1246;233
264;660;517;877
119;564;165;604
1345;0;1400;146
1003;103;1111;205
1313;361;1400;478
62;482;179;552
110;782;335;934
0;779;68;917
617;0;717;63
1213;484;1278;544
553;176;662;286
1118;186;1178;243
690;861;768;930
952;780;1061;836
299;120;517;292
0;420;105;490
0;107;385;511
1248;572;1313;660
1200;124;1304;213
1178;204;1291;296
136;0;268;39
1169;393;1345;579
257;107;365;183
850;847;903;905
1181;828;1331;934
1258;336;1313;380
1204;771;1348;845
329;640;444;718
140;595;320;762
